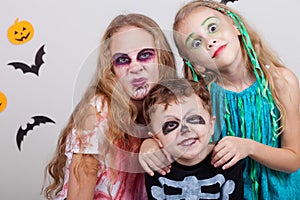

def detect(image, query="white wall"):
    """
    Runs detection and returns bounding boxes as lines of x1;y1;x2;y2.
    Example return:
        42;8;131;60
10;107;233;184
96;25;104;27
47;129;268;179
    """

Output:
0;0;299;199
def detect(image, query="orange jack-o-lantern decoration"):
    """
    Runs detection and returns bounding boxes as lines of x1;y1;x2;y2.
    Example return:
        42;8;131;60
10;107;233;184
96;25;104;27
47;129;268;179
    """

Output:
0;91;7;112
7;18;34;45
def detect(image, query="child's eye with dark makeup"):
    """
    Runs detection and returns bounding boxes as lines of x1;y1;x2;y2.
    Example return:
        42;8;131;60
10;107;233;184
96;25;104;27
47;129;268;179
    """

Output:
191;39;202;48
162;121;179;135
137;49;156;62
186;114;205;124
208;23;217;33
113;55;131;66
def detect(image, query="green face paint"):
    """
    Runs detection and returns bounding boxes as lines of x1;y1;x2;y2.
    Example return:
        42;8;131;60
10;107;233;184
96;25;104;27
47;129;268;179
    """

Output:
185;32;195;47
201;16;215;26
185;16;221;51
202;16;220;34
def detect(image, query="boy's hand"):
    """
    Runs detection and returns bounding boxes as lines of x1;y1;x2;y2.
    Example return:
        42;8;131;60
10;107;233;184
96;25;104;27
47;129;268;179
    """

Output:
139;138;172;176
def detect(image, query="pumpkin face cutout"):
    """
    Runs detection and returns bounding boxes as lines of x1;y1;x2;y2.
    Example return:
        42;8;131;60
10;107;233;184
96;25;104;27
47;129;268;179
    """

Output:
0;91;7;112
7;18;34;45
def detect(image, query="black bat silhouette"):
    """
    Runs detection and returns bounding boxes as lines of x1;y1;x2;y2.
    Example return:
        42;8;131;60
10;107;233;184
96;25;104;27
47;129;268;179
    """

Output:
7;44;46;76
220;0;239;5
16;115;55;151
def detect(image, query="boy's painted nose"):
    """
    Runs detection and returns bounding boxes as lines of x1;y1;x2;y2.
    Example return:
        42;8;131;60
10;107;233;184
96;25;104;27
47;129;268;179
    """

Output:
181;124;189;133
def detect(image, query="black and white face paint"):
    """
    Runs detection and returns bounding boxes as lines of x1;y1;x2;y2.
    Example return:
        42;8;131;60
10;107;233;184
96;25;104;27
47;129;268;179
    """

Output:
162;114;206;135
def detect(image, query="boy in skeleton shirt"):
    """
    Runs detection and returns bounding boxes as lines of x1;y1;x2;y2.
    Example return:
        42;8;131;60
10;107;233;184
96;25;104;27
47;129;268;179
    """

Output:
143;78;243;200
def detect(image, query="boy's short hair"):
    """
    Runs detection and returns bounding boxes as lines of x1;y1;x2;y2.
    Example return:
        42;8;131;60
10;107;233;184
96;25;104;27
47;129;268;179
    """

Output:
143;78;212;128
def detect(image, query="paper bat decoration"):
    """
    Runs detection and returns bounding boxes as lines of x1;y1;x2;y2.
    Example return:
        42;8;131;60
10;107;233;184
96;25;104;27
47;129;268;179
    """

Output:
220;0;239;4
16;115;55;151
7;44;46;76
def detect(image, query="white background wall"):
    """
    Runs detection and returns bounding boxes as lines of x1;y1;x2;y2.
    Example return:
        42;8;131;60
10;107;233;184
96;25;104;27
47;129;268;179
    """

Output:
0;0;299;199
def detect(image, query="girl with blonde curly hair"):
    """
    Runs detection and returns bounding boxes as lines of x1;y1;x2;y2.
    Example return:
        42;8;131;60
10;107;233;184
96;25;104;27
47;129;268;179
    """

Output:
43;13;177;200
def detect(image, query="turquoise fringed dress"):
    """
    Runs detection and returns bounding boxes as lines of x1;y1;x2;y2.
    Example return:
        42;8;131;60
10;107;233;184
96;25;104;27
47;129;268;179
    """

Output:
209;80;300;200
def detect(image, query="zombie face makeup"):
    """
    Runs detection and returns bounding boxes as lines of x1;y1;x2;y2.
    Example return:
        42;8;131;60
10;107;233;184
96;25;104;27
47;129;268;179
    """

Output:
150;94;215;166
111;26;159;100
112;48;156;68
177;7;242;71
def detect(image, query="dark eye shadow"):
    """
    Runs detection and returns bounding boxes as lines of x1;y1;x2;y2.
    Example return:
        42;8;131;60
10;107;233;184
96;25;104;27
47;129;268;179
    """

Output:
186;114;205;124
162;121;179;135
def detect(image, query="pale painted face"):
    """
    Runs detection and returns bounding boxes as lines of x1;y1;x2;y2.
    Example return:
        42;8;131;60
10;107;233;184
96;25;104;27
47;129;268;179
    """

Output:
150;94;215;166
176;7;242;72
111;26;159;100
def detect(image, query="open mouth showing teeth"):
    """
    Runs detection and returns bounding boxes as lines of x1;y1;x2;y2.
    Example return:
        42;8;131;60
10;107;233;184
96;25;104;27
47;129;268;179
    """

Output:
133;84;149;98
178;138;198;146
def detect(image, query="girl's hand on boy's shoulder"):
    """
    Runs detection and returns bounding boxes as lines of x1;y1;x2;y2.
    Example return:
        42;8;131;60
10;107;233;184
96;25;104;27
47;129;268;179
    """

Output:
211;136;251;170
139;138;172;176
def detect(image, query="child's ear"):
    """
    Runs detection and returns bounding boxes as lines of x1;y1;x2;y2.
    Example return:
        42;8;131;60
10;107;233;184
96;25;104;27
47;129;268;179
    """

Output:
233;25;241;36
209;116;216;136
148;132;164;148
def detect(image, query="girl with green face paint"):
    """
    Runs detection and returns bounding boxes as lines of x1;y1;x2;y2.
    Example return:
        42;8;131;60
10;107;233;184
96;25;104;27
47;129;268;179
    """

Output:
139;0;300;200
